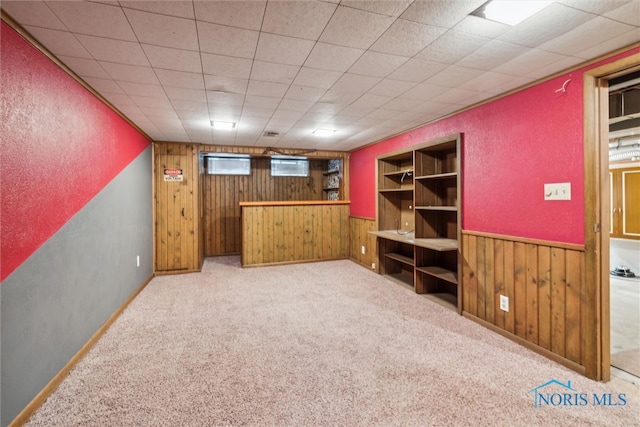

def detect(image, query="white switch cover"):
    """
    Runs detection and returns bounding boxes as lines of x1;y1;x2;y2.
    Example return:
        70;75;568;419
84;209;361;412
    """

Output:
500;295;509;312
544;182;571;200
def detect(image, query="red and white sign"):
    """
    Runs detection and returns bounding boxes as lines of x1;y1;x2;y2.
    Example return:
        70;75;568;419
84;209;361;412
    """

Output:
164;168;183;181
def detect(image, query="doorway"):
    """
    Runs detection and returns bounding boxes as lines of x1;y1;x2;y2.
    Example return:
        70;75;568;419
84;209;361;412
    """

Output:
584;52;640;382
607;70;640;382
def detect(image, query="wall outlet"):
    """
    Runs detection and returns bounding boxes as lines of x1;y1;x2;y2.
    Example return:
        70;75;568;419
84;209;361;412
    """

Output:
361;245;366;255
136;255;140;267
372;263;376;270
500;295;509;312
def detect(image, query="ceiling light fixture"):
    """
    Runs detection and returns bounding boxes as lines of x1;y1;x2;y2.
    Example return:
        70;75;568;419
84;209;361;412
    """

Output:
313;129;336;137
211;121;236;130
471;0;552;26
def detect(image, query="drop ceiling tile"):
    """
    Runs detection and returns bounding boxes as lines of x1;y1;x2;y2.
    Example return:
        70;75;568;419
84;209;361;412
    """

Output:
1;1;66;30
123;9;199;51
194;0;266;30
498;3;595;48
240;106;277;119
255;34;315;66
400;0;484;27
366;108;402;120
262;1;337;40
119;1;195;19
207;92;245;106
307;102;343;115
46;1;137;41
115;104;144;117
140;107;179;119
247;80;290;98
116;81;167;99
304;43;365;72
575;28;640;60
398;82;449;101
413;100;455;115
457;40;528;71
197;21;259;59
348;51;410;78
319;5;395;49
382;97;424;111
83;77;124;94
415;30;490;64
558;0;631;15
349;93;392;109
24;26;92;58
426;65;482;88
486;76;533;94
164;87;207;102
250;61;300;84
271;108;305;121
172;100;208;112
318;90;362;109
201;53;252;79
368;79;417;97
539;17;636;56
203;75;248;94
604;1;640;26
431;87;484;104
77;34;150;66
388;58;448;83
156;70;206;90
370;19;447;57
497;49;567;77
208;104;242;117
285;85;327;102
331;74;381;93
142;44;201;72
453;15;510;38
292;68;344;89
99;62;159;85
340;0;412;17
457;71;522;93
278;99;315;112
56;56;111;79
131;95;173;109
524;57;583;80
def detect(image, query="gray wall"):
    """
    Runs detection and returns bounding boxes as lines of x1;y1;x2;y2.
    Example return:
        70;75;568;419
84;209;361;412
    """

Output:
1;146;153;426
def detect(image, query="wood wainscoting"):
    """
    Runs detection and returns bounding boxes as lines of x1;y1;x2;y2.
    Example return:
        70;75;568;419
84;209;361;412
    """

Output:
461;230;589;375
349;216;378;271
240;201;350;267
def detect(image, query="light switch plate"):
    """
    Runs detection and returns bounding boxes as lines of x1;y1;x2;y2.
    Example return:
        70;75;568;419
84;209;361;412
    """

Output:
544;182;571;200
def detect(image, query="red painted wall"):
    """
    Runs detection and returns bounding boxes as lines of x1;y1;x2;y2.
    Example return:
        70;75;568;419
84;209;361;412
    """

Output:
0;22;150;280
350;48;640;245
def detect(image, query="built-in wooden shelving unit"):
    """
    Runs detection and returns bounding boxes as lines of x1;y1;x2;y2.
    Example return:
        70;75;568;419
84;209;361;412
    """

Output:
370;133;462;312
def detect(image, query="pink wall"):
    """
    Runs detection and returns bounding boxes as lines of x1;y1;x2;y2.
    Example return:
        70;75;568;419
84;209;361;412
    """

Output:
350;47;640;245
0;22;151;280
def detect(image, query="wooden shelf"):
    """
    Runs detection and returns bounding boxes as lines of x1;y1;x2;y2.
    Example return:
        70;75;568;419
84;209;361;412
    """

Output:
413;238;458;251
384;252;414;266
416;266;458;284
414;206;457;211
383;169;413;177
379;187;414;193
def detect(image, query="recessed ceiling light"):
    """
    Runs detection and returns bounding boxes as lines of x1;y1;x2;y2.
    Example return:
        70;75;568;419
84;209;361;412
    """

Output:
211;121;236;130
471;0;552;26
313;129;336;137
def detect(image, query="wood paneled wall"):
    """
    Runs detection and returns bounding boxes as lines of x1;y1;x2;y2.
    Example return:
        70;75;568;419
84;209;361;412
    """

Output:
349;216;378;271
240;201;350;267
154;142;202;273
461;230;588;374
200;146;348;256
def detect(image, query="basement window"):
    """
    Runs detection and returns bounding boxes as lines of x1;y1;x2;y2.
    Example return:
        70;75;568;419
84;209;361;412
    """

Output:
271;156;309;177
205;154;251;175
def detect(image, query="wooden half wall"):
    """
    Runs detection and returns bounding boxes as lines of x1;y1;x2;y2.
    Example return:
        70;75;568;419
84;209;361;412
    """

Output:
240;201;350;267
349;216;378;271
461;230;590;375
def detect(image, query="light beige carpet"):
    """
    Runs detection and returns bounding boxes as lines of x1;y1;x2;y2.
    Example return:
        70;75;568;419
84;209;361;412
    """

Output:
26;257;640;426
612;348;640;378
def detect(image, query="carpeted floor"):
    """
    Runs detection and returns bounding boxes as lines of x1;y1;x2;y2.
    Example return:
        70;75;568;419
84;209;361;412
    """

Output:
26;257;640;426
